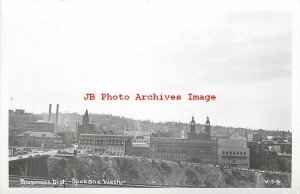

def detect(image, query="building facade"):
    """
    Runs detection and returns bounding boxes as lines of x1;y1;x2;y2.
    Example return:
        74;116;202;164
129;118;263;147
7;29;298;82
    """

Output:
16;131;63;148
247;133;263;143
150;137;217;163
149;117;218;164
78;134;131;155
9;109;42;128
124;131;151;157
76;109;96;140
218;138;250;168
9;109;43;146
77;110;132;155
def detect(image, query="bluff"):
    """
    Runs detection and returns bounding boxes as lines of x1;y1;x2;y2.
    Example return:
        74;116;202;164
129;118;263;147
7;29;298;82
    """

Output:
47;155;291;188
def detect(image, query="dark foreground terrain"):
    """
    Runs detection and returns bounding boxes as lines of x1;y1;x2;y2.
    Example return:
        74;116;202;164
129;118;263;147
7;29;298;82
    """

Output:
9;155;291;188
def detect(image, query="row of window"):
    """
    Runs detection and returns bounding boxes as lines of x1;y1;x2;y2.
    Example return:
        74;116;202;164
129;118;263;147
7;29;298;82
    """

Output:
153;139;184;143
153;154;187;159
80;141;124;145
221;155;248;159
157;149;211;154
108;146;123;150
222;151;247;155
80;145;124;150
80;139;124;144
151;154;214;160
132;140;150;143
221;163;249;167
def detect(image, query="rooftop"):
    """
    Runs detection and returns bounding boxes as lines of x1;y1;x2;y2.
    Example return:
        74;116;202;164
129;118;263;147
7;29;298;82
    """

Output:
17;131;60;138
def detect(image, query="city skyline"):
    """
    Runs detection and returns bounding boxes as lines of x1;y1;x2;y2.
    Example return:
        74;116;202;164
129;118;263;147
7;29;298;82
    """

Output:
8;103;292;189
8;105;291;132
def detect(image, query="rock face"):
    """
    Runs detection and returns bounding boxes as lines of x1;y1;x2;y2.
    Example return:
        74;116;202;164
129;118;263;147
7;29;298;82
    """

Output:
47;156;291;188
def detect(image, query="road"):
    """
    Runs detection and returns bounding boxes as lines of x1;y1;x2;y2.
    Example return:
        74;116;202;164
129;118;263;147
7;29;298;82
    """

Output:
9;148;74;162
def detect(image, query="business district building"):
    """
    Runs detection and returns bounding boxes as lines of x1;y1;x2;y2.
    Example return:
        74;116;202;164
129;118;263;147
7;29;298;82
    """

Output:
77;110;250;168
218;139;250;168
77;110;131;156
16;131;63;148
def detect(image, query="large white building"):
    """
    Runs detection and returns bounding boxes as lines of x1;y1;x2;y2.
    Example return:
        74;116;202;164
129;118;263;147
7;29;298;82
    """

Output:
218;138;250;168
79;134;131;155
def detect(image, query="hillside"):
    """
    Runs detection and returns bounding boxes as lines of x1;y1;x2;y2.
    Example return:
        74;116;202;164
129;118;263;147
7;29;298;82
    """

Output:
47;156;291;188
41;112;292;139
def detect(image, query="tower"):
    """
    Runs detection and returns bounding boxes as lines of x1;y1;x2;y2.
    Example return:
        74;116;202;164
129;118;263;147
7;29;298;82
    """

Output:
55;104;59;127
82;109;89;126
205;116;211;139
190;116;196;133
48;104;52;122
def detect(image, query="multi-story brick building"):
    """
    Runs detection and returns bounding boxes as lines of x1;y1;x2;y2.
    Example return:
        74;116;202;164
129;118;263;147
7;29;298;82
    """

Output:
218;138;250;168
150;137;218;163
149;117;218;164
78;133;131;155
9;109;43;146
124;131;151;157
9;109;42;128
77;110;132;155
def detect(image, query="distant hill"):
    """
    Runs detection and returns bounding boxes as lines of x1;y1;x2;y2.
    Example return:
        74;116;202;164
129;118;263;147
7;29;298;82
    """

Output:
38;112;292;139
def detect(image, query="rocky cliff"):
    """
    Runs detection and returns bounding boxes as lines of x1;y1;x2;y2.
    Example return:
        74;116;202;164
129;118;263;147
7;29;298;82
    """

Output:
47;155;291;188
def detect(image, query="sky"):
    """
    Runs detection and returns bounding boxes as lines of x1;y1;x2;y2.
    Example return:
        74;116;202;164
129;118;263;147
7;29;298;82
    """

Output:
2;1;292;131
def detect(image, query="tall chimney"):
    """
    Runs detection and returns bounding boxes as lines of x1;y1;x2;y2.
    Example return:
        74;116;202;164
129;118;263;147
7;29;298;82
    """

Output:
48;104;52;122
55;104;59;127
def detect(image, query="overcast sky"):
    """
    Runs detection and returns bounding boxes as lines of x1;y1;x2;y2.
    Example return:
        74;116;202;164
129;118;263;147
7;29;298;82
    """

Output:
2;1;292;131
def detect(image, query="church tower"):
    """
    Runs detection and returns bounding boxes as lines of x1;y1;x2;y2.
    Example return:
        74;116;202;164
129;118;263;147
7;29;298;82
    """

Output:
190;116;196;133
82;109;89;126
205;116;211;139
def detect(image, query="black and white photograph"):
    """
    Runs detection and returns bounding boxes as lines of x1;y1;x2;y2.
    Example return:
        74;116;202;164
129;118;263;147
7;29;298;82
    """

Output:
1;0;300;193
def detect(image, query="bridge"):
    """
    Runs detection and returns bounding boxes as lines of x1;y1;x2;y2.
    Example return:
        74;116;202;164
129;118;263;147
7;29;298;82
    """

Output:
9;155;49;177
9;150;56;162
9;149;74;177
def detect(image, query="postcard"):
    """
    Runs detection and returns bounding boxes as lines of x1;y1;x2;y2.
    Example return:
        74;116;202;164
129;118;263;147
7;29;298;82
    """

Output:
1;0;300;194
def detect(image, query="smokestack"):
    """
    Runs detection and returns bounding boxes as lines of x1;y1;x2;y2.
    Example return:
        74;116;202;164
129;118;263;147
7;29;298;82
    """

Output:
48;104;52;122
55;104;59;127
